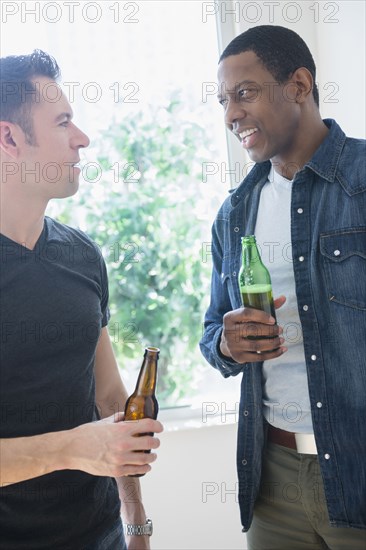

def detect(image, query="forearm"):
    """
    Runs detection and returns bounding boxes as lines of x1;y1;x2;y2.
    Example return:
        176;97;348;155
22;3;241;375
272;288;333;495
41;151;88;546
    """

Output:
116;476;152;550
0;430;69;486
1;416;162;488
200;320;244;377
116;476;146;522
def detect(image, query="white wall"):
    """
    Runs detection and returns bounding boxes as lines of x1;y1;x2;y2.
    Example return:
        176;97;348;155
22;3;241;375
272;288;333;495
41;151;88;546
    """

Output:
141;418;247;550
314;0;365;137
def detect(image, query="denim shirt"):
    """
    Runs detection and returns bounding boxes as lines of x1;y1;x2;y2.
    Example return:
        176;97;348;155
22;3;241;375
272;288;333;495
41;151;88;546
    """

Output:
200;119;366;532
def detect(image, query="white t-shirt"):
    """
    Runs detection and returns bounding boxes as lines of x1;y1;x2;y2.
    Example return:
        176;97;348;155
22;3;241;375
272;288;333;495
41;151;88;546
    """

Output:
254;164;313;433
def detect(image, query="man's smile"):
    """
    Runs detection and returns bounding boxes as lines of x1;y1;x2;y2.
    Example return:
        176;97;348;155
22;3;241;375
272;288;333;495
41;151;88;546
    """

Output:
238;127;259;148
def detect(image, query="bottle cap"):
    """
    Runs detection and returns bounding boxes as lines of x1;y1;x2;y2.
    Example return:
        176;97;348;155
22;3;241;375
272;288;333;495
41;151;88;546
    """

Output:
241;235;256;244
144;346;160;357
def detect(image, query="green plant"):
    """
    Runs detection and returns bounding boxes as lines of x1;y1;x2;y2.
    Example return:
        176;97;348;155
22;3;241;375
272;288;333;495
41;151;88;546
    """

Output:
62;97;214;406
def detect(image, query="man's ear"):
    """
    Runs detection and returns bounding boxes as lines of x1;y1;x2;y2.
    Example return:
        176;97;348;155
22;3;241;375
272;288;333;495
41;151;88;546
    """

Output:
290;67;314;103
0;122;23;159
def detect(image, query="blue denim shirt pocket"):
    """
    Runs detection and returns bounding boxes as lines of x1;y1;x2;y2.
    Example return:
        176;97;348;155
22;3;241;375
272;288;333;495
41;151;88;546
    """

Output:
320;227;366;310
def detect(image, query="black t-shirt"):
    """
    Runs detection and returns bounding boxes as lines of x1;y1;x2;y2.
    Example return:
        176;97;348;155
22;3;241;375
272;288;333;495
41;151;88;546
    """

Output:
0;217;120;549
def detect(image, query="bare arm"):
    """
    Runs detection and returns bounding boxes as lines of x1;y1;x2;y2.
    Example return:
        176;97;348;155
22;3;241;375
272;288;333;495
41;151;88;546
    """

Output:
0;429;70;487
0;328;162;488
0;412;161;487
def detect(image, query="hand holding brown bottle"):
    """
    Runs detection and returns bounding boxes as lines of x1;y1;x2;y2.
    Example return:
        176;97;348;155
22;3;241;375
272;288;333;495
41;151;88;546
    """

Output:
63;412;163;479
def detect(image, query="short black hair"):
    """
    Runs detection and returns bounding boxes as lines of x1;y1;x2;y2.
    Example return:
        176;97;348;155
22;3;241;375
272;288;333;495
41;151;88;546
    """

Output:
220;25;319;107
0;49;61;143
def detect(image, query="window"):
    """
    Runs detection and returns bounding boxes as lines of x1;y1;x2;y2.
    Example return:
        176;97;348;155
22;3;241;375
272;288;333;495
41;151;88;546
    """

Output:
2;1;240;412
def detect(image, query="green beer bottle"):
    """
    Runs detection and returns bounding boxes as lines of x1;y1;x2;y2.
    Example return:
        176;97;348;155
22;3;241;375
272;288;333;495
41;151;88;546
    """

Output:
238;235;277;328
124;347;159;477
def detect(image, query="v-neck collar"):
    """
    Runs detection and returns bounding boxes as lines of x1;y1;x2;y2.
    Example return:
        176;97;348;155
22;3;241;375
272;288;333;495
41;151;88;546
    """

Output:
0;218;48;252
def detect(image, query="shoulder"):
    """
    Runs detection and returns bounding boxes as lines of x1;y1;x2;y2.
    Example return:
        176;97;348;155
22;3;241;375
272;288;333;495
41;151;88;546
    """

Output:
338;136;366;194
325;118;366;172
45;217;106;267
45;217;102;254
341;135;366;161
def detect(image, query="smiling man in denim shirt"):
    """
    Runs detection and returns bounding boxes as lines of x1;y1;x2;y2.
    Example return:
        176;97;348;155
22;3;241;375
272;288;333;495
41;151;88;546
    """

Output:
200;25;366;549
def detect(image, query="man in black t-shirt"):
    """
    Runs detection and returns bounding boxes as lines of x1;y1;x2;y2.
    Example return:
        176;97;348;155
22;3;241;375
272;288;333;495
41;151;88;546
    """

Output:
0;50;162;550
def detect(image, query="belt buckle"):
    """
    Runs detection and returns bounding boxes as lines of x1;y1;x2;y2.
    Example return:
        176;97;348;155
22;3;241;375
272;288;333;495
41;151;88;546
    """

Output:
295;433;318;454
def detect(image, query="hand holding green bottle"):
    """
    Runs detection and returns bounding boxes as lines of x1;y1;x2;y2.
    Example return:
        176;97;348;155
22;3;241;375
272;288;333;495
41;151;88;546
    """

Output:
219;235;288;363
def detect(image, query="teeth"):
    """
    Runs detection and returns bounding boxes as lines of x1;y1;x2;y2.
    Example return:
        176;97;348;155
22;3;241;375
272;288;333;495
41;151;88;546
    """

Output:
239;128;258;139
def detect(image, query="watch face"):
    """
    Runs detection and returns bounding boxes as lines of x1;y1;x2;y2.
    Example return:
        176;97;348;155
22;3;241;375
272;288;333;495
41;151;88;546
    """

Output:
145;519;153;535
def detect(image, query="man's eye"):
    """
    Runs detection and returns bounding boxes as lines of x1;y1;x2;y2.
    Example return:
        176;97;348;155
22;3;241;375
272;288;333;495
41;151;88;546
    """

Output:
218;98;228;107
238;87;258;100
60;121;69;127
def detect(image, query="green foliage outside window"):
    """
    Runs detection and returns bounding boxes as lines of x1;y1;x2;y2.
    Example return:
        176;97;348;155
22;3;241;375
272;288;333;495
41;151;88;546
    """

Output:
55;97;215;407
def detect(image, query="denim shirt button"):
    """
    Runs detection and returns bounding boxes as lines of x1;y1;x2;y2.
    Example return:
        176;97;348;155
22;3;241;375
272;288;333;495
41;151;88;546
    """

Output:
242;459;248;466
303;305;309;311
243;410;249;416
297;208;304;214
299;256;305;262
317;402;323;408
334;249;341;256
234;227;240;232
233;271;236;276
324;453;330;460
311;354;317;361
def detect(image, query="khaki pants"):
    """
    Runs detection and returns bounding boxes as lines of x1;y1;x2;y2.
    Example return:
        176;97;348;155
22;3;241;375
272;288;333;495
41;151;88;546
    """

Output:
246;442;366;550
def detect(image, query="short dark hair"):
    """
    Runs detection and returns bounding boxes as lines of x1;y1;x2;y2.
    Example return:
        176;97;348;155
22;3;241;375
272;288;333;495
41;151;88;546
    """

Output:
220;25;319;107
0;49;60;144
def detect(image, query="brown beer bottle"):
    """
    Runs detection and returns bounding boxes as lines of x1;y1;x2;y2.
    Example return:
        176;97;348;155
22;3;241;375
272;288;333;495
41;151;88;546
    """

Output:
239;236;277;339
124;347;159;477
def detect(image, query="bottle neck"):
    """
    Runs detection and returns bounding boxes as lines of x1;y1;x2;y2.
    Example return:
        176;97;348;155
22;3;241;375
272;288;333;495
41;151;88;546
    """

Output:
134;349;158;396
240;236;272;289
242;240;262;268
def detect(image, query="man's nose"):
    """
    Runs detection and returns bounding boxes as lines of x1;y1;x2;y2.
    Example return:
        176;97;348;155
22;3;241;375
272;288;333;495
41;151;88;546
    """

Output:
224;99;246;130
72;125;90;149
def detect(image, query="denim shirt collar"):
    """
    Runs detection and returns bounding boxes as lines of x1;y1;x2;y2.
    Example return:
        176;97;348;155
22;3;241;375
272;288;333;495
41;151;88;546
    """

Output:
231;118;354;208
305;118;346;182
230;162;270;207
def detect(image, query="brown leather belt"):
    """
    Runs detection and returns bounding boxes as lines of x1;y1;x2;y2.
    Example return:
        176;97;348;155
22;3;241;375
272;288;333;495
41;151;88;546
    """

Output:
267;423;297;451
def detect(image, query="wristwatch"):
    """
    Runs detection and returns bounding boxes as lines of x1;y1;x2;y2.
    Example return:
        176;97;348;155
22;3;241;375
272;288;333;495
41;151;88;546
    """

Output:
123;518;153;536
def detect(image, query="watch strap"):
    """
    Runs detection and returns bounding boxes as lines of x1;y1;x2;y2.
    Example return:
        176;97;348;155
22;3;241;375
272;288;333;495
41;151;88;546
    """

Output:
123;518;153;536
